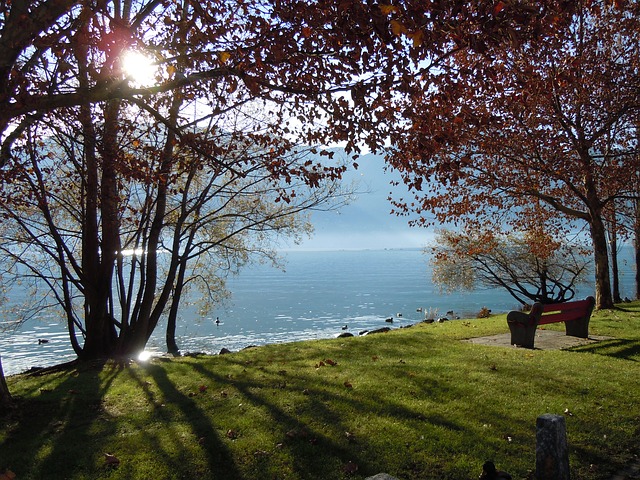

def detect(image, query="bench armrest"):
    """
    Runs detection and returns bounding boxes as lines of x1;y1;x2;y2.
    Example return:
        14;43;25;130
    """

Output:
507;310;532;325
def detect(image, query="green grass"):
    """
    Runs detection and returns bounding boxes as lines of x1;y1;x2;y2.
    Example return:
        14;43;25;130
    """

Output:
2;303;639;480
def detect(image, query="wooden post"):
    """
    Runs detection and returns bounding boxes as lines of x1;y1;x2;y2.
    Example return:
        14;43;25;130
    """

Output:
536;414;570;480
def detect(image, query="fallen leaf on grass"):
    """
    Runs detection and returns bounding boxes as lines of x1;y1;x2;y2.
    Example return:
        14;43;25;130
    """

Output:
325;359;337;366
343;381;353;389
286;428;308;440
104;453;120;466
342;461;358;474
226;429;238;440
199;385;208;393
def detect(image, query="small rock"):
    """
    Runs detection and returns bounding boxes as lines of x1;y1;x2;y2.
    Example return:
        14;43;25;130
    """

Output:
337;332;354;338
364;327;392;335
219;348;232;355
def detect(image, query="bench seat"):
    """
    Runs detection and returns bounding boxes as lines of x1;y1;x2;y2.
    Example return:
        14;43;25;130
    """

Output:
506;296;595;349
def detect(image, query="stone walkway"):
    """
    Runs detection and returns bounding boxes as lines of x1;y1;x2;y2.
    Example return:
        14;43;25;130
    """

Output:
609;457;640;480
465;328;613;350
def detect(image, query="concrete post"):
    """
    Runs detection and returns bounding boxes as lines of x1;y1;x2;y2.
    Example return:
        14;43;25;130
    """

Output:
536;414;570;480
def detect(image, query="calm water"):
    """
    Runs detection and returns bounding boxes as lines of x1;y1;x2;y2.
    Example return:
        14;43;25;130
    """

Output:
1;248;635;375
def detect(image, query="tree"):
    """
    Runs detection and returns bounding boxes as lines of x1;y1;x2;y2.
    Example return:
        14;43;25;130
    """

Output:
387;1;640;309
0;0;370;364
0;100;352;359
430;229;590;306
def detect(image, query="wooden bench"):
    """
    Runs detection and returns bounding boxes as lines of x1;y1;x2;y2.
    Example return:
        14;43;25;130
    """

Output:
506;296;595;349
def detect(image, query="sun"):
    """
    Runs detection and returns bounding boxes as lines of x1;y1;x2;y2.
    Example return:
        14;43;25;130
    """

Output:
121;50;157;86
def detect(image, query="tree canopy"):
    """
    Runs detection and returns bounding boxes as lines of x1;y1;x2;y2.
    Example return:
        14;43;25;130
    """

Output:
0;1;579;160
386;1;640;309
430;229;591;305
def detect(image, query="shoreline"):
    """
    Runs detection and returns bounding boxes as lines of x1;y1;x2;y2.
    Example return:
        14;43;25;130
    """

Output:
4;315;460;377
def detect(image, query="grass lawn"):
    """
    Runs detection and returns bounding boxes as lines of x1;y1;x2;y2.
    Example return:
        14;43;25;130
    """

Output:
1;303;639;480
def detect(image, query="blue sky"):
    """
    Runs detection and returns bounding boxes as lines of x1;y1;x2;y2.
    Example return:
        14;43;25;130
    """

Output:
290;152;432;251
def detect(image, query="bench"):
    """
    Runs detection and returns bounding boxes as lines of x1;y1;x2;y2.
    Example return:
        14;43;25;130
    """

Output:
506;296;595;349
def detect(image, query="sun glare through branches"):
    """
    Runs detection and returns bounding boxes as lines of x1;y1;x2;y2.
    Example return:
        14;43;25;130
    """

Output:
121;50;157;86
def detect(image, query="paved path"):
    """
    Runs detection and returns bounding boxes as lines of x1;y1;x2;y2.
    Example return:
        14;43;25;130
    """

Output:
465;329;613;350
609;458;640;480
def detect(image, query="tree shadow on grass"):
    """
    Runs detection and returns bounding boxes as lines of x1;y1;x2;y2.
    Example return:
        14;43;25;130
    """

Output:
184;360;366;479
567;338;640;361
179;353;514;480
134;362;244;479
0;360;121;479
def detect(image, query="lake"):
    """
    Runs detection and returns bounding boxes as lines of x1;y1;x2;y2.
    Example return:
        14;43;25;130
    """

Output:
1;248;636;376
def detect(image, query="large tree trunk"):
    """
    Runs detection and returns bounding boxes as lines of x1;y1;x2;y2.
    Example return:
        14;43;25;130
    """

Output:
608;213;622;304
72;29;121;360
635;198;640;300
165;266;186;355
591;214;615;309
0;355;12;411
610;239;621;304
165;240;193;355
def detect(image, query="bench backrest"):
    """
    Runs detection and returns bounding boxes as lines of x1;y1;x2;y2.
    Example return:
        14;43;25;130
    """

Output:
537;297;595;325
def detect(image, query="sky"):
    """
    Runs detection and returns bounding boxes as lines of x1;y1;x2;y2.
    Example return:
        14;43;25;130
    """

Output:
287;152;433;251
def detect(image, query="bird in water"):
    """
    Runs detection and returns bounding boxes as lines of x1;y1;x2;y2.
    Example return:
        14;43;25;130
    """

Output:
215;317;220;326
479;461;512;480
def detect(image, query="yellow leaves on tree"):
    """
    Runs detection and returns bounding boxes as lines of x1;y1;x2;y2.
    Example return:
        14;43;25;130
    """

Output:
390;19;407;36
379;4;398;15
389;18;424;47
